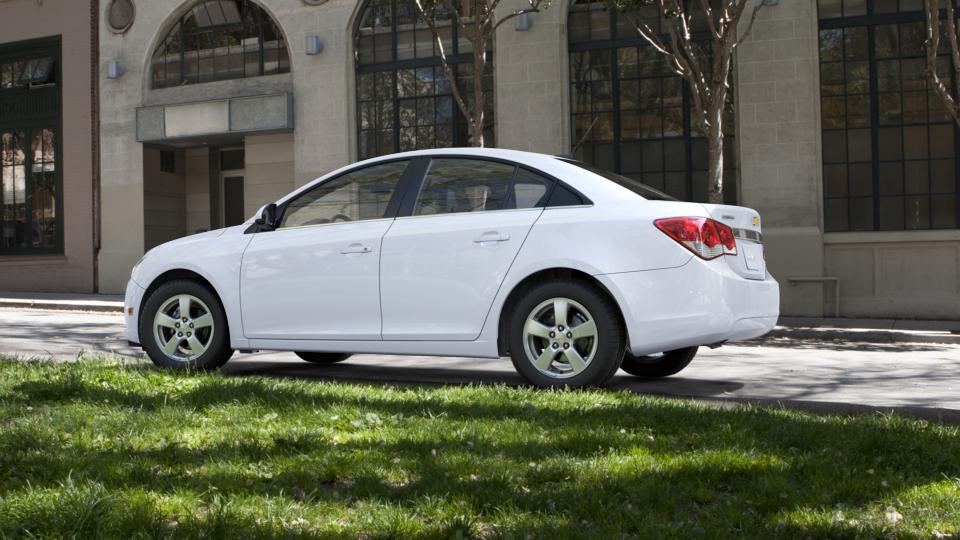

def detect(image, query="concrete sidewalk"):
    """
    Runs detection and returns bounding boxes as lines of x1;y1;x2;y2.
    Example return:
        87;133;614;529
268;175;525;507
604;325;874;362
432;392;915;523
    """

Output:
1;291;958;345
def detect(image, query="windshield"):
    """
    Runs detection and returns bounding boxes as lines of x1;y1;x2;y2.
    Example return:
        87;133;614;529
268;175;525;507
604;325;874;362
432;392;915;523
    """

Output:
558;158;678;201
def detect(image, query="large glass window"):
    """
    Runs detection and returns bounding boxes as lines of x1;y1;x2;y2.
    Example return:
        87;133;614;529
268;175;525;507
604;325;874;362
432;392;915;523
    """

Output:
819;0;959;231
567;0;736;203
354;0;494;160
151;0;290;89
1;40;60;254
279;161;407;228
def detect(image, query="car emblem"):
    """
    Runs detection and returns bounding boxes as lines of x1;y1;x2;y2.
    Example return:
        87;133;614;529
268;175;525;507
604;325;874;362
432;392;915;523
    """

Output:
752;216;760;227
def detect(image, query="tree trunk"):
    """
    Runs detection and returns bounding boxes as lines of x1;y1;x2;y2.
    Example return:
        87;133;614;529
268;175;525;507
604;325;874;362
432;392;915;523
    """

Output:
706;103;725;204
470;45;487;147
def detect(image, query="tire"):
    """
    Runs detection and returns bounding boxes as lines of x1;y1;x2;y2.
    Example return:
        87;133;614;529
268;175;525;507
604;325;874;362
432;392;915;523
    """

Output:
619;347;698;378
508;279;625;388
295;352;352;364
139;279;234;370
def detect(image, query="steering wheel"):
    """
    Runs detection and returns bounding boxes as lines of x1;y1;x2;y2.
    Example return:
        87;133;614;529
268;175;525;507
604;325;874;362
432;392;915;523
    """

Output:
331;214;353;222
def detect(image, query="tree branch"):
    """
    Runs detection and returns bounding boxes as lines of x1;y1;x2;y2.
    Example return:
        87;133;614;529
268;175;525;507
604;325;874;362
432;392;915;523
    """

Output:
411;0;475;130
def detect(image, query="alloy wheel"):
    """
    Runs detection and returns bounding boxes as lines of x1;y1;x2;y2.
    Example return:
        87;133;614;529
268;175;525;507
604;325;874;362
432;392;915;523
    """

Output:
152;294;215;362
522;297;599;379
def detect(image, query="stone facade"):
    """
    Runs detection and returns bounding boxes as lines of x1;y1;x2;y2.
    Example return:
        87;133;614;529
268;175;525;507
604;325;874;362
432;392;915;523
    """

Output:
2;0;955;319
0;0;97;292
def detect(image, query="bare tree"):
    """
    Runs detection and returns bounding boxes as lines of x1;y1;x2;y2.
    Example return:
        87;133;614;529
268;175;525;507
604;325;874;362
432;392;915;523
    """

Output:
612;0;765;203
924;0;960;126
411;0;548;147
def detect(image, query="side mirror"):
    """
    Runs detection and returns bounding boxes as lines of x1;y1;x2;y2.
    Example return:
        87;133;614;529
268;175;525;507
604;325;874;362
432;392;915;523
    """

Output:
255;203;278;231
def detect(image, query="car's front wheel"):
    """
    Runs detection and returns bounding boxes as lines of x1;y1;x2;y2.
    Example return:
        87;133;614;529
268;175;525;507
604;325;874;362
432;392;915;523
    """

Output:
295;352;352;364
619;347;698;378
139;280;233;370
508;279;625;388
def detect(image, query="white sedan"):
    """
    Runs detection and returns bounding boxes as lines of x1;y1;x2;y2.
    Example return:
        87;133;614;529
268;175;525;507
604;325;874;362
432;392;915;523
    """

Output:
125;148;779;388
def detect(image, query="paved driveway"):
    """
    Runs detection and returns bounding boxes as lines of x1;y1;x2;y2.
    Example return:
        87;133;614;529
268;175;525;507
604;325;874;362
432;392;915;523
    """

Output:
1;308;958;417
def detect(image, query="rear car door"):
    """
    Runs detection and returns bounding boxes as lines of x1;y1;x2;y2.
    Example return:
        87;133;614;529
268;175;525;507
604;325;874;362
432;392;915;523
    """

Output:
379;158;553;340
240;160;411;340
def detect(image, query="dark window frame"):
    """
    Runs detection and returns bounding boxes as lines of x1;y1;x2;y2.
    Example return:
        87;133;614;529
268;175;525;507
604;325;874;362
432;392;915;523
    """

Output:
567;0;738;204
353;0;494;160
0;36;63;256
150;0;290;89
818;1;960;231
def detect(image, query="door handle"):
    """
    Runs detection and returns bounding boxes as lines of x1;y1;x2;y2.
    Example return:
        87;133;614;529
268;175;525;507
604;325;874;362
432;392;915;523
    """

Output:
340;243;372;255
473;231;510;244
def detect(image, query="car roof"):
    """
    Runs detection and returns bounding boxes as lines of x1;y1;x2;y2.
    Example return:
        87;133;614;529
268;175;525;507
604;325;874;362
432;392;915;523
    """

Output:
281;148;638;205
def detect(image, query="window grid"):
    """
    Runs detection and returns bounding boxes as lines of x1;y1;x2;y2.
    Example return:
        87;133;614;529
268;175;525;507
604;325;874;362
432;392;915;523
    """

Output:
0;38;62;255
568;1;737;204
819;1;960;231
355;0;494;161
151;0;290;89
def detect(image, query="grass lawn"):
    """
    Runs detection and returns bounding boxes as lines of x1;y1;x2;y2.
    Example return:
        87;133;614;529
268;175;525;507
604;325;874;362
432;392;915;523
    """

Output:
0;358;957;539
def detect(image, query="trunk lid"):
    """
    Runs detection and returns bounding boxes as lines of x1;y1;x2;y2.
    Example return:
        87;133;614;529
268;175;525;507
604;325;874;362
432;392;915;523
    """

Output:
701;204;766;280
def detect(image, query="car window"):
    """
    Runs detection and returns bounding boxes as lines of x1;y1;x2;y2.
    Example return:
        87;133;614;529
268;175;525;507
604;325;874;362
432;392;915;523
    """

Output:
546;183;586;206
414;158;515;216
558;158;677;201
279;161;407;228
507;168;553;209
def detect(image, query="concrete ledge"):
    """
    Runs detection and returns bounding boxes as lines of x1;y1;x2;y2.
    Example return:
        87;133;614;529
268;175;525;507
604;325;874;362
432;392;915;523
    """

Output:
0;292;123;314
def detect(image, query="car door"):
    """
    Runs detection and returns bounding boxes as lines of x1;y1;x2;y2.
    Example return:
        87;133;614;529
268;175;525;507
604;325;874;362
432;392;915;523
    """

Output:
240;160;411;340
380;158;554;341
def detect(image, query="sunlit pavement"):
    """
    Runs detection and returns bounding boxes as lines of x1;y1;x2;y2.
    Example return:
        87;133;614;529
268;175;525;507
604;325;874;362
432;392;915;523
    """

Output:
2;308;958;417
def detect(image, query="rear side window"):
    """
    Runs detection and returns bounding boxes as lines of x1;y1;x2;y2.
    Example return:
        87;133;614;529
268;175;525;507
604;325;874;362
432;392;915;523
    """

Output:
414;158;515;215
507;168;553;209
559;158;677;201
546;184;586;207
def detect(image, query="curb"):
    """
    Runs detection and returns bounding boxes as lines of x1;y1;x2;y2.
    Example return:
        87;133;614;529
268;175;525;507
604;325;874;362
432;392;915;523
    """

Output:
762;327;960;346
0;300;124;314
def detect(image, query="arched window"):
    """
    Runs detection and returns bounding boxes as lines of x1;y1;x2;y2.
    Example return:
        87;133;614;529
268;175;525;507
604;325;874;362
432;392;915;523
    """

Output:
354;0;493;160
567;0;736;203
151;0;289;89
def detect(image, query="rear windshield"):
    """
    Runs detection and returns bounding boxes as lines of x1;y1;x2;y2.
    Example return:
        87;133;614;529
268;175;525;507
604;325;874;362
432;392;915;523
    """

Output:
558;158;678;201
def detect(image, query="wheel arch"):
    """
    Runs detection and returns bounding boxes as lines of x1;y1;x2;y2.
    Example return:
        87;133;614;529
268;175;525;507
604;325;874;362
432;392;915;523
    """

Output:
138;269;229;340
496;267;628;356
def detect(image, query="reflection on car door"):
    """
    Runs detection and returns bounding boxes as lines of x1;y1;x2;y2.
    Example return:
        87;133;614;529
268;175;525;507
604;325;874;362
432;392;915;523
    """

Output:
240;160;409;340
380;158;554;340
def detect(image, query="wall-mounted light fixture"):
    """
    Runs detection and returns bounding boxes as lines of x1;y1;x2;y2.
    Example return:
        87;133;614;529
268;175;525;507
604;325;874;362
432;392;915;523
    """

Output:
107;59;124;79
515;12;533;31
305;35;323;55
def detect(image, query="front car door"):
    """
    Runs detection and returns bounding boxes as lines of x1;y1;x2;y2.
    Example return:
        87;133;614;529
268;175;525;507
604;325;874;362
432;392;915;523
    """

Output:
240;160;410;340
380;157;555;340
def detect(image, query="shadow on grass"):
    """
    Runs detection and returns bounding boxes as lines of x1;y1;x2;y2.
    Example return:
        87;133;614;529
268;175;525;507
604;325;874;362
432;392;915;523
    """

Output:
1;359;958;538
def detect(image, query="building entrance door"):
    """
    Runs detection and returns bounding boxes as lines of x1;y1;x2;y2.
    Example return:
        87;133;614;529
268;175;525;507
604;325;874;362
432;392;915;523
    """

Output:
223;174;244;227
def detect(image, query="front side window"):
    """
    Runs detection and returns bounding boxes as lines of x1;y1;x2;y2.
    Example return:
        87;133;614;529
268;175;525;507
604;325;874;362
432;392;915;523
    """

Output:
819;1;959;231
1;40;60;254
354;0;494;160
279;161;407;228
151;0;290;89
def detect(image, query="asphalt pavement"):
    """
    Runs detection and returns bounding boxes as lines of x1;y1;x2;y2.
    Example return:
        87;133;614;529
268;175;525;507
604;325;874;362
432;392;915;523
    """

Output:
1;308;958;419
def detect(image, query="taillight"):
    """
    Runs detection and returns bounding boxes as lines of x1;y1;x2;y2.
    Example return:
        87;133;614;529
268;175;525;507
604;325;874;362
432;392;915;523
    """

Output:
654;217;738;260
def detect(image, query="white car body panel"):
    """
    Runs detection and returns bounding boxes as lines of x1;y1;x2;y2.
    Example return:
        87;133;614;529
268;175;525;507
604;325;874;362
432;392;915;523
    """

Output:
380;209;542;341
240;219;393;340
125;147;779;361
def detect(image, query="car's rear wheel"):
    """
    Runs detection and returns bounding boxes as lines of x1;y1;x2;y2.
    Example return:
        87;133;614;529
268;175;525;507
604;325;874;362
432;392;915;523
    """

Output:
620;347;698;378
508;279;625;388
139;280;233;370
295;352;352;364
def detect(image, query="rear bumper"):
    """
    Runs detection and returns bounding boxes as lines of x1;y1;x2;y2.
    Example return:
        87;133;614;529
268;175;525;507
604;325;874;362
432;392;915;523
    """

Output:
596;258;779;357
124;279;146;346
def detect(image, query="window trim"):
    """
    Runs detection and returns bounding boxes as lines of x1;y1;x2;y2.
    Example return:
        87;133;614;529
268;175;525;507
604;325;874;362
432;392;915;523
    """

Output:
0;36;63;256
393;154;593;219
